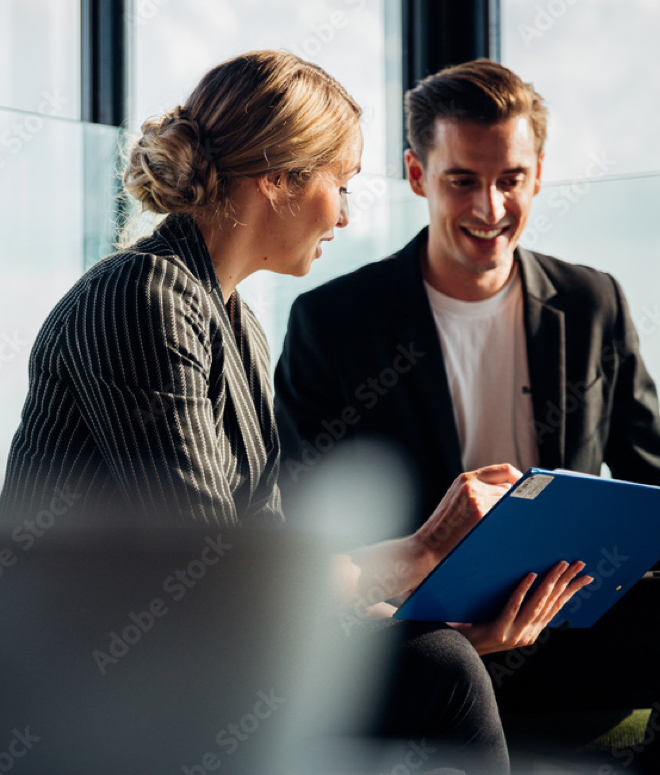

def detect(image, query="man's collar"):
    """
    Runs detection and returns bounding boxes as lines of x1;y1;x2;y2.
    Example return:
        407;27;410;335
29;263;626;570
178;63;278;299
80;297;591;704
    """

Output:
516;246;558;304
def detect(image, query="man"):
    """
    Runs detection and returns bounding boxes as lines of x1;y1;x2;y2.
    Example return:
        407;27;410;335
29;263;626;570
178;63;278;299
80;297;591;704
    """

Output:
274;59;660;529
274;59;660;769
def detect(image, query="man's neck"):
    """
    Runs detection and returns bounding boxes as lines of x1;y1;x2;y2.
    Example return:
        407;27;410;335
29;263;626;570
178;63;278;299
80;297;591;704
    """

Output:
421;241;516;301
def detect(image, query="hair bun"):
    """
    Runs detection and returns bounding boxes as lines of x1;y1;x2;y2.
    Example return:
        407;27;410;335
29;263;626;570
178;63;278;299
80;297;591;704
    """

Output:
123;51;361;221
123;105;222;214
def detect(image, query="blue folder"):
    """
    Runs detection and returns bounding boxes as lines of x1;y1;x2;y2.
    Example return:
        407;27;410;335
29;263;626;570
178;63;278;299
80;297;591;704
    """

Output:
395;468;660;628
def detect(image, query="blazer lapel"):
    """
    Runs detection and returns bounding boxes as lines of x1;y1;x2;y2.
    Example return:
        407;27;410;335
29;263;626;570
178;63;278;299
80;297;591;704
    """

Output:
518;248;566;468
391;230;463;479
155;215;269;496
209;289;269;496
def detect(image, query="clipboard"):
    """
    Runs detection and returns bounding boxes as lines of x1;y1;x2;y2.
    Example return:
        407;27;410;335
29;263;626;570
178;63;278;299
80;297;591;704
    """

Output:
394;468;660;628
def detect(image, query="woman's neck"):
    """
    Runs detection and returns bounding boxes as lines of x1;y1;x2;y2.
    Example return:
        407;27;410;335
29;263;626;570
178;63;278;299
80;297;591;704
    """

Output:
195;217;254;302
194;186;264;303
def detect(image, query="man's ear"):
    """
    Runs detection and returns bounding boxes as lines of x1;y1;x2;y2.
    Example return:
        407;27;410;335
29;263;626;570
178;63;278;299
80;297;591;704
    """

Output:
533;151;544;196
404;150;427;198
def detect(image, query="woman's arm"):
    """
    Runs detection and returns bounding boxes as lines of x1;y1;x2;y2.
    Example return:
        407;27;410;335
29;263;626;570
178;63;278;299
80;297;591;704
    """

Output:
332;464;521;608
63;254;240;525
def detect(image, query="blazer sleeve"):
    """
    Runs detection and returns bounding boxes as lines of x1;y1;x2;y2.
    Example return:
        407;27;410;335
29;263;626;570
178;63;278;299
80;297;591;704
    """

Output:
61;253;240;526
603;274;660;485
274;293;353;493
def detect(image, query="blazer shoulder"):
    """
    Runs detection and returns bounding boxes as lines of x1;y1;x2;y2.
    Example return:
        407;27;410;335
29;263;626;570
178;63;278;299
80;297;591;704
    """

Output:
520;248;622;308
85;246;201;290
291;249;412;326
45;250;213;351
303;252;398;299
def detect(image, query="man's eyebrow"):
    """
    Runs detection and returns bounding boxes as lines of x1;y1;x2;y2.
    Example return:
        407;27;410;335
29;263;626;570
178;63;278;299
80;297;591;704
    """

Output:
443;166;530;175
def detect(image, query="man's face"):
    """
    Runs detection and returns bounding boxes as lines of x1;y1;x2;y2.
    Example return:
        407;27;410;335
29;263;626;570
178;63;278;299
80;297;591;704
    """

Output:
406;116;543;299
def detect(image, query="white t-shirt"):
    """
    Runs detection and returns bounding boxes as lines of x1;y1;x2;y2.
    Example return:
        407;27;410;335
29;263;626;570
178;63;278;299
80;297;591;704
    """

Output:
425;265;540;473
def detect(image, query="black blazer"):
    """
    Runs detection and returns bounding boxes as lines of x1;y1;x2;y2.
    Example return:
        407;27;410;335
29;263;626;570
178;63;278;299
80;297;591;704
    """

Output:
0;215;282;527
274;228;660;529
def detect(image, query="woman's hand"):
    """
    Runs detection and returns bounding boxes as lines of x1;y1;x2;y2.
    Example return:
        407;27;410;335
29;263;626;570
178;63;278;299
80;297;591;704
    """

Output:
334;464;522;611
451;560;594;655
409;463;522;580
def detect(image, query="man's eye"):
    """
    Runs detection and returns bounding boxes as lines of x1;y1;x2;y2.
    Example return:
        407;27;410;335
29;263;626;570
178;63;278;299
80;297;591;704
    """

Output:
449;178;475;188
501;176;524;188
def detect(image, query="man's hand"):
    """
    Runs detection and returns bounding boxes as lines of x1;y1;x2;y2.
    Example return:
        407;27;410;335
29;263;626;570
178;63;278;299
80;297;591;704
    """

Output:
451;560;594;655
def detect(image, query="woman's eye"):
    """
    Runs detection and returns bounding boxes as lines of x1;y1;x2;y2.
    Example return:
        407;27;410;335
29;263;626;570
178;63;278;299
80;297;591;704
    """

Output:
340;187;351;196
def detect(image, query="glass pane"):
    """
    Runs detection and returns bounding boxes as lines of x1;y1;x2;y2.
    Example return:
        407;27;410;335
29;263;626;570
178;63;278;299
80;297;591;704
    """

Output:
520;175;660;387
502;0;660;389
240;178;428;363
0;0;80;120
0;109;120;481
133;0;401;178
501;0;660;182
131;0;404;366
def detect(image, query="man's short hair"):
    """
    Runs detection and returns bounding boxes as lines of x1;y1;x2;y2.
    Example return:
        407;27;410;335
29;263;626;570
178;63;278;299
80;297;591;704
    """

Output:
405;59;547;166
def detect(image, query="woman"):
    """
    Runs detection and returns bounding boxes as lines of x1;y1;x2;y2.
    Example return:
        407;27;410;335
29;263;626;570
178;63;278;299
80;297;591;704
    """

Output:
0;50;590;772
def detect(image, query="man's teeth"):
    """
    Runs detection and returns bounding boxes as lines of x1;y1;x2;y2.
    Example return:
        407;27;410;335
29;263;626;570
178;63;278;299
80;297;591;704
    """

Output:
465;227;505;239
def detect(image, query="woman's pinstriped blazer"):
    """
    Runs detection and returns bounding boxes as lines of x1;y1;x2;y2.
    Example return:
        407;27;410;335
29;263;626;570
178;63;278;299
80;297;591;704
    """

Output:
0;215;283;527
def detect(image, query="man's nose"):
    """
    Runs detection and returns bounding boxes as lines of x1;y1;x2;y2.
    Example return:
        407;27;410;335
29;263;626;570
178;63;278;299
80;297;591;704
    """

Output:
474;185;506;224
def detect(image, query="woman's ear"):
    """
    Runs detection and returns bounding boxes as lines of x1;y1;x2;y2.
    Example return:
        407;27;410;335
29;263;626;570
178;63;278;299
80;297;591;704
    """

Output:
257;173;285;206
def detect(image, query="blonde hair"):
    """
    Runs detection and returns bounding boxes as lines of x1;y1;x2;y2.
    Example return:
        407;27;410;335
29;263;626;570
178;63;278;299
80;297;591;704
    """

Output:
123;50;362;218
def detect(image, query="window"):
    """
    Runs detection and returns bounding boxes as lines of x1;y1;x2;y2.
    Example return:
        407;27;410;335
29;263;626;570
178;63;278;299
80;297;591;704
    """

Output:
0;1;119;479
132;0;420;359
0;0;81;120
502;0;660;384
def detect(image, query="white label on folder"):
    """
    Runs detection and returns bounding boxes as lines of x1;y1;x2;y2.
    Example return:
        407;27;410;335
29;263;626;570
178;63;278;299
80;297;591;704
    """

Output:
510;474;554;500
